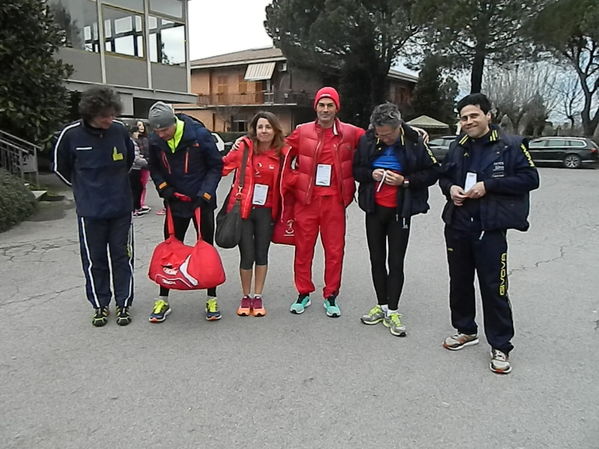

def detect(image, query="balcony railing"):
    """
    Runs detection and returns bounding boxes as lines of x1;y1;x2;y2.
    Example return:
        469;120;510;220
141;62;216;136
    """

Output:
197;91;312;107
0;130;39;184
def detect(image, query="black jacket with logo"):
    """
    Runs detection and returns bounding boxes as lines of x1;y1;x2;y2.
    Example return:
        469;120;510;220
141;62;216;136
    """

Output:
53;119;134;219
353;124;440;222
439;126;540;231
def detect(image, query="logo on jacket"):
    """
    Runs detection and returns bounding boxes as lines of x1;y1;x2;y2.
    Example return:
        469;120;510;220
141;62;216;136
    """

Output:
112;146;124;161
492;161;505;178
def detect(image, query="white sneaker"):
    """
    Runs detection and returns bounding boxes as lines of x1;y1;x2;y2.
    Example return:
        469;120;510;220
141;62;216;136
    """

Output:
490;349;512;374
442;332;479;350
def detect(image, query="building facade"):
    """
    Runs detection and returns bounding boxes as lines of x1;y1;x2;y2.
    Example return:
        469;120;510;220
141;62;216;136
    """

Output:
179;47;418;135
49;0;195;117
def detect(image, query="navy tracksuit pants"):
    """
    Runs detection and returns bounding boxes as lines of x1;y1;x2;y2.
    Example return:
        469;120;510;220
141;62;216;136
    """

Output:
77;214;134;309
444;226;514;354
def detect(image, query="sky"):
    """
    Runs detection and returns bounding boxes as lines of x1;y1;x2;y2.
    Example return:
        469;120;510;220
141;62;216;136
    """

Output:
187;0;273;61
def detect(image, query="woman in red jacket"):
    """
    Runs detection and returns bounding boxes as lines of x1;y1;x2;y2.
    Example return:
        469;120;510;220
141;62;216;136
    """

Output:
222;111;289;316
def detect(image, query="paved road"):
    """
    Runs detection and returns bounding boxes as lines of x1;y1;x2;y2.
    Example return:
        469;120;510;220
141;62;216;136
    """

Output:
1;167;597;449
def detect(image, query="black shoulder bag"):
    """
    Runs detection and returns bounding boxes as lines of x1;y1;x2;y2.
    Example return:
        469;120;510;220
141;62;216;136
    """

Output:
215;143;249;248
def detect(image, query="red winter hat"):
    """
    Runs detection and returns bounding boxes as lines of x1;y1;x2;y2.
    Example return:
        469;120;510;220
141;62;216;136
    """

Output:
313;87;340;111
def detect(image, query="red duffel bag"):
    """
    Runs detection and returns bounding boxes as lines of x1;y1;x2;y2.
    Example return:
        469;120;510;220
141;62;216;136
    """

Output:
148;207;226;290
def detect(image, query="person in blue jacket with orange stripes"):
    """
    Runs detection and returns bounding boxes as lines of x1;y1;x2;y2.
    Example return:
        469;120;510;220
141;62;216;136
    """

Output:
147;102;223;323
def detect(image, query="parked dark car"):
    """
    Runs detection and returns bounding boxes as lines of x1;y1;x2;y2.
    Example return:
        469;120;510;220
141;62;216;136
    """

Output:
427;135;455;162
528;136;599;169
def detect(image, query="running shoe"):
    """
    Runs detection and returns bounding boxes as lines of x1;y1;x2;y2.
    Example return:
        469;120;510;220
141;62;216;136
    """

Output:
490;349;512;374
323;295;341;318
116;306;131;326
149;299;171;323
92;306;109;327
360;305;385;325
383;312;406;337
237;295;251;316
251;296;266;317
442;332;479;350
205;297;222;321
290;294;311;314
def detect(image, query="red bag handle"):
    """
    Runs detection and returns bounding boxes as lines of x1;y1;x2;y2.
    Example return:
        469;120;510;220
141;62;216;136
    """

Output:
165;206;203;241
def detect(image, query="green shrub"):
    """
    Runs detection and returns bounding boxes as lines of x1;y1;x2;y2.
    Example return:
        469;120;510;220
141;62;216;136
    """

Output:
0;169;37;232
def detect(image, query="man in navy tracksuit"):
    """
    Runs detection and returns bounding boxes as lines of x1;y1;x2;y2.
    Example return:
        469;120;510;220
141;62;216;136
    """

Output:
147;102;223;323
54;87;135;327
439;93;539;374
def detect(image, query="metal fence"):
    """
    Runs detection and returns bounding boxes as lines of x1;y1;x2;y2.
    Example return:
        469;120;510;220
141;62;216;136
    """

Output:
0;130;39;185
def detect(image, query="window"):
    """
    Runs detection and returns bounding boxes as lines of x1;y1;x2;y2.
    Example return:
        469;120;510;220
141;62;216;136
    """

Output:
232;120;247;132
103;6;144;58
546;139;566;147
103;0;143;11
565;139;585;148
149;16;185;64
49;0;99;52
150;0;183;18
529;139;548;148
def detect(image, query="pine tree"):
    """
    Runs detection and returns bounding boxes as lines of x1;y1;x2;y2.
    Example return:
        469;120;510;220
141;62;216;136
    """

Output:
409;54;457;125
265;0;421;127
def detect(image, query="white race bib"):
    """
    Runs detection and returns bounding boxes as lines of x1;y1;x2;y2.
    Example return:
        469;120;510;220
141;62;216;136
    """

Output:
315;164;332;186
252;183;269;205
464;172;477;192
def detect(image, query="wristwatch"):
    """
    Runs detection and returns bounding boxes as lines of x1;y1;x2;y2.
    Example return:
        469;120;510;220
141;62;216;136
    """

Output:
403;179;410;188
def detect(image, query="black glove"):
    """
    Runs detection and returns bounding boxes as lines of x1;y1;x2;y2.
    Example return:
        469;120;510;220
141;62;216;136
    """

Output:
160;186;176;200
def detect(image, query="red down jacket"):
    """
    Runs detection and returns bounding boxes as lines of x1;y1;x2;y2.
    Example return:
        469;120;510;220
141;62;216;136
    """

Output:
282;119;364;207
222;137;290;220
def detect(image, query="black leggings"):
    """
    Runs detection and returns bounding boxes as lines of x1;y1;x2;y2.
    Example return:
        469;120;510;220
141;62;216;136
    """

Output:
365;205;411;310
239;207;273;270
129;170;143;210
159;207;216;297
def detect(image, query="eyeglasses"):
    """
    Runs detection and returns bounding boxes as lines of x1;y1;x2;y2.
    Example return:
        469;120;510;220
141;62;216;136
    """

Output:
375;127;400;140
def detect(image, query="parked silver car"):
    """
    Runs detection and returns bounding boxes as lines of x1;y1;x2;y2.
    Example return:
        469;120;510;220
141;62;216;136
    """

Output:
427;136;455;162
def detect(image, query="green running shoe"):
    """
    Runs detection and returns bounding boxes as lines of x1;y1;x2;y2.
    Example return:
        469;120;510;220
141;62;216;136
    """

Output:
205;297;222;321
360;305;385;325
149;299;171;323
383;312;406;336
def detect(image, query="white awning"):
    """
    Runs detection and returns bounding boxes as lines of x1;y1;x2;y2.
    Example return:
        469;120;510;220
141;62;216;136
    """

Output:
244;62;276;81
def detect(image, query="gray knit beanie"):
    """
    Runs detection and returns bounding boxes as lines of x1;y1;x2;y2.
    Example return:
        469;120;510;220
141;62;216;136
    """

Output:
148;101;176;129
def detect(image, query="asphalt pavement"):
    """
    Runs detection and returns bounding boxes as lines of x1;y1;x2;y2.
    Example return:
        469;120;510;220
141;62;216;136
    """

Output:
1;167;597;449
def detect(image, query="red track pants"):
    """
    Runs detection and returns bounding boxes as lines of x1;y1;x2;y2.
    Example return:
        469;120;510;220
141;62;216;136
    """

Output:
293;195;346;298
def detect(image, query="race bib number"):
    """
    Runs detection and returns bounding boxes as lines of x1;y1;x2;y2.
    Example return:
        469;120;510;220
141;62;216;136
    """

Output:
315;164;332;186
464;172;477;192
252;184;269;205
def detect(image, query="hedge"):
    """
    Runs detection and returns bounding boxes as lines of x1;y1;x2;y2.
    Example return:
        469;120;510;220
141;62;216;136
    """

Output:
0;168;37;232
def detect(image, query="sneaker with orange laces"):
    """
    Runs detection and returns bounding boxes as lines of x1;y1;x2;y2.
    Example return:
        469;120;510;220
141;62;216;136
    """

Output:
237;295;251;316
251;295;266;317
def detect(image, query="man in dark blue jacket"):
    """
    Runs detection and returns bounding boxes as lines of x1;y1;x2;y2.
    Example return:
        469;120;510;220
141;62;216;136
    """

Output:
54;87;135;327
147;102;223;323
439;93;539;374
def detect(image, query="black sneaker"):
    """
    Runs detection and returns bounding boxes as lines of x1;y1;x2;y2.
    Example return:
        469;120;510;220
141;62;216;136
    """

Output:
92;307;109;327
116;306;132;326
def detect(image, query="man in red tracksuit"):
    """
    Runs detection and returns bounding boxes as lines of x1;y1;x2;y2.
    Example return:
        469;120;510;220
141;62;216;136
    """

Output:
282;87;365;317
